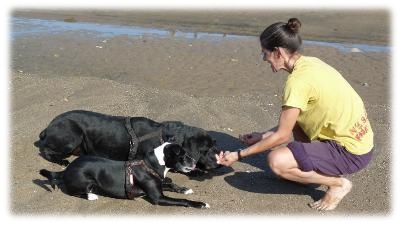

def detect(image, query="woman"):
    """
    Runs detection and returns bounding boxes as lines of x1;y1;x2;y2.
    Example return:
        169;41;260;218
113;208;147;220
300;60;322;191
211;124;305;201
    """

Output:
215;18;374;211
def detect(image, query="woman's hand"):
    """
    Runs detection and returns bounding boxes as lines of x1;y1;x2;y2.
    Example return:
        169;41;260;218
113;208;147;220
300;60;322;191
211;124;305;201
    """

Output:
239;132;263;145
215;151;239;167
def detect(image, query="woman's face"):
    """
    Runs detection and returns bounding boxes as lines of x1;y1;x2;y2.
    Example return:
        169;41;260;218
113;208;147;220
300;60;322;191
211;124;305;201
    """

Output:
261;48;283;73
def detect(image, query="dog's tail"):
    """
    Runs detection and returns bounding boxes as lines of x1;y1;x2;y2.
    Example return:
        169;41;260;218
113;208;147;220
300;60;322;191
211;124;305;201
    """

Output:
39;169;64;190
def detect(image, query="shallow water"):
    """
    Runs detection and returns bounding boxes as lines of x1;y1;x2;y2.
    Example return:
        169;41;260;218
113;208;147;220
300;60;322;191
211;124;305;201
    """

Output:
11;17;390;53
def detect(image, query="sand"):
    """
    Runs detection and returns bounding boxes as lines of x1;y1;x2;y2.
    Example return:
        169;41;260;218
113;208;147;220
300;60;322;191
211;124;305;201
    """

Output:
10;10;390;216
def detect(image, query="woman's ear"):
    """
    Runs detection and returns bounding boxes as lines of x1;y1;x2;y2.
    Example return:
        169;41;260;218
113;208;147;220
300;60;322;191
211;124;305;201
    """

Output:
275;47;284;58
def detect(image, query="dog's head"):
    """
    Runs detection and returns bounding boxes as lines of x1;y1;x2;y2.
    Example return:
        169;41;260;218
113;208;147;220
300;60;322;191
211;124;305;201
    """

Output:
181;133;220;171
163;143;198;173
35;121;83;165
154;121;221;172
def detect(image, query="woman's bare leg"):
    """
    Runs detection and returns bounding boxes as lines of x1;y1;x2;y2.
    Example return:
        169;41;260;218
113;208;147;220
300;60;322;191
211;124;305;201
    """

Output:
268;147;352;210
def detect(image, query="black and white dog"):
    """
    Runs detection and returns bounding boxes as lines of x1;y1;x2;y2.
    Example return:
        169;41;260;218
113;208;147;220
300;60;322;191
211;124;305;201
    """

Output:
35;110;219;173
40;142;210;208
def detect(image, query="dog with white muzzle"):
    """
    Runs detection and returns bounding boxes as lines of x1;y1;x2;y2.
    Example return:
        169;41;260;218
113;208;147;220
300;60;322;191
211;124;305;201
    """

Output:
40;142;210;208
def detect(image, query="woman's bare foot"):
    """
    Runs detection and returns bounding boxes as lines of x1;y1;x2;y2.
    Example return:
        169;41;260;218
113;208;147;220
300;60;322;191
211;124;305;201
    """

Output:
309;178;352;211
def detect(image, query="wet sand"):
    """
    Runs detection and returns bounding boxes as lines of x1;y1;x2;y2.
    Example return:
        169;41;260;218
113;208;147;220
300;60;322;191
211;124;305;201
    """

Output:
10;10;390;216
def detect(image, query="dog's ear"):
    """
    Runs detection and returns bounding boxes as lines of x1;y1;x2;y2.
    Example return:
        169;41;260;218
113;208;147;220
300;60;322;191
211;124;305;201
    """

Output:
39;129;46;140
166;143;182;155
166;136;176;143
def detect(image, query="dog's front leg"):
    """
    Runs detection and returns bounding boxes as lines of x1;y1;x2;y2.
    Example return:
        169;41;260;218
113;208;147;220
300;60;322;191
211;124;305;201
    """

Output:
148;194;209;209
161;180;193;195
58;159;70;167
142;180;209;208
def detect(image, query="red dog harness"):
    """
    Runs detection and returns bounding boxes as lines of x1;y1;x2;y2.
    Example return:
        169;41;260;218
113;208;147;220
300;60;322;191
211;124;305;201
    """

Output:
124;160;162;199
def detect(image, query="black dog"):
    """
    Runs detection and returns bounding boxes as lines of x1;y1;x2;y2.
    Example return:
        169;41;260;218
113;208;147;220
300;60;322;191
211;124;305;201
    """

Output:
40;143;209;208
35;110;219;173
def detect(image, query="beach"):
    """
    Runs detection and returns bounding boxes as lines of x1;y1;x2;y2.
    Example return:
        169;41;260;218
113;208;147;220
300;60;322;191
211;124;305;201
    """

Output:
10;10;390;215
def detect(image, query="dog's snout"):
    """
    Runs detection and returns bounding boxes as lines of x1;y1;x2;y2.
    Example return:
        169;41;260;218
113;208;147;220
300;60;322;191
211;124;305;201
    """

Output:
184;153;197;164
179;154;196;171
34;140;43;148
210;147;219;154
39;150;52;161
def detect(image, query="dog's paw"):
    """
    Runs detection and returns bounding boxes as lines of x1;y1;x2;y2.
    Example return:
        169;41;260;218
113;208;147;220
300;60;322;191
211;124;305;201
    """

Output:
162;177;173;183
191;201;210;209
87;193;98;201
183;189;193;195
200;203;210;209
60;160;70;167
50;183;57;190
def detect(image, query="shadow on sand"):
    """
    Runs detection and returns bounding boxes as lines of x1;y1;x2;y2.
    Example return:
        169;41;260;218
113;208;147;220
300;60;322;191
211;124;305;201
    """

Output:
208;130;325;201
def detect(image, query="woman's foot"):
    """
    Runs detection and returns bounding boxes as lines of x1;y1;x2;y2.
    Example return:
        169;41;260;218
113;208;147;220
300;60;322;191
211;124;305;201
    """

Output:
309;178;352;211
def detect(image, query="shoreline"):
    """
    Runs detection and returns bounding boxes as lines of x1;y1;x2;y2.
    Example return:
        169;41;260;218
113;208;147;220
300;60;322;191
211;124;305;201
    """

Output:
12;9;390;45
12;16;390;55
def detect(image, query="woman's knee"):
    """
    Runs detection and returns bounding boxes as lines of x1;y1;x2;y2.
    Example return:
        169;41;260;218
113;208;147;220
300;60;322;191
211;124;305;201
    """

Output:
267;150;286;176
267;148;298;176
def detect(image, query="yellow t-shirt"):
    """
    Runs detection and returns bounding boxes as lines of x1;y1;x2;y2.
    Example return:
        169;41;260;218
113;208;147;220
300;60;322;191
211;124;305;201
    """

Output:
283;56;373;155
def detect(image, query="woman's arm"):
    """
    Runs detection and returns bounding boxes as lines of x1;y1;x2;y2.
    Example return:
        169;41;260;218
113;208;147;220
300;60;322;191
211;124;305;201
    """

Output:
216;106;300;166
239;126;278;145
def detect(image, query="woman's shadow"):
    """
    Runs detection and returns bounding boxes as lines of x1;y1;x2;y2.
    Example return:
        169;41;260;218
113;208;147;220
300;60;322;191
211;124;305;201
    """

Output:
208;130;325;201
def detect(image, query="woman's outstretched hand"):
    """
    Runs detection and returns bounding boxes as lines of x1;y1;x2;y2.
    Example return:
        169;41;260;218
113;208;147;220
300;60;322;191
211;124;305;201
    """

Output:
215;151;239;167
216;131;274;167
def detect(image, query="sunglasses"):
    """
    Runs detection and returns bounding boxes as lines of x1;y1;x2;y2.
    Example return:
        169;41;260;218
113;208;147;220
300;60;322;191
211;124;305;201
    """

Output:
260;51;267;61
260;48;278;61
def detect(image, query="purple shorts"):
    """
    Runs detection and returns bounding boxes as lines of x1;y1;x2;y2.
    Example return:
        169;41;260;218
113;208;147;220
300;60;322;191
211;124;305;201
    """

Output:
287;140;373;176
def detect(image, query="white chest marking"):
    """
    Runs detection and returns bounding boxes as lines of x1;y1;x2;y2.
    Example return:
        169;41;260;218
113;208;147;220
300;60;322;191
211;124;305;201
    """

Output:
163;168;170;178
154;142;171;178
87;193;98;201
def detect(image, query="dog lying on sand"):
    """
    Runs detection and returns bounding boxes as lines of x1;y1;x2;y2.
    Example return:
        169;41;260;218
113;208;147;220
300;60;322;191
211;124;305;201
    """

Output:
36;110;219;174
40;142;210;208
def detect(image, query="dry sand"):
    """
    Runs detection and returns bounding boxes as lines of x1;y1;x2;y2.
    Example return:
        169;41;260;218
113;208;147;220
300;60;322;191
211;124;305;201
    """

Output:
10;10;390;216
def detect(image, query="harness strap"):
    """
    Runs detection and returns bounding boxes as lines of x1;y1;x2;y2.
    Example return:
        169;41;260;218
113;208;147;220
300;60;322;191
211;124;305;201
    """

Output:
124;117;164;161
124;160;162;199
124;161;137;199
125;118;139;161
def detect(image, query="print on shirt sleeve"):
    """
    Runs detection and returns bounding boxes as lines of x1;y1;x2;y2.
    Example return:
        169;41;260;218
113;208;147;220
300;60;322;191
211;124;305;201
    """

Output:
349;111;370;141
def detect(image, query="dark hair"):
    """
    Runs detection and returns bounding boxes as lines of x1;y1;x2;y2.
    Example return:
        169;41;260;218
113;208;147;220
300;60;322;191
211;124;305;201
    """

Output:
259;18;302;53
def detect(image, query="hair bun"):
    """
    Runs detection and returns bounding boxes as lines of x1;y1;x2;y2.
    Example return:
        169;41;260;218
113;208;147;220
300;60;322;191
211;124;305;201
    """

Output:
286;18;301;34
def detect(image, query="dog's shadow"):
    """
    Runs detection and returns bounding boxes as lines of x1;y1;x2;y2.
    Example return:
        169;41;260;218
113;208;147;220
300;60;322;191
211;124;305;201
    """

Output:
32;179;54;192
224;171;325;201
33;178;94;200
207;131;325;201
208;130;268;171
33;178;88;201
